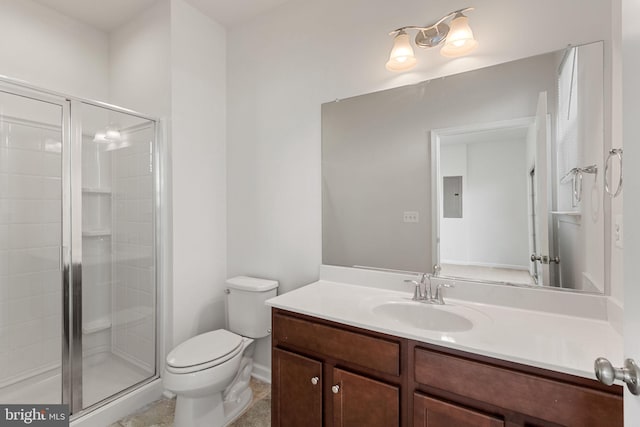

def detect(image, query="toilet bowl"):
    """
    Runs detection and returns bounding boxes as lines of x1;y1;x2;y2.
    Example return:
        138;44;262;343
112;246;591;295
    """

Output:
163;276;278;427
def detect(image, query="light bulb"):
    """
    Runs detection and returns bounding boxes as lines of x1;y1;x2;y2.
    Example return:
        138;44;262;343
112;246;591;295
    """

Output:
440;13;478;57
386;31;417;72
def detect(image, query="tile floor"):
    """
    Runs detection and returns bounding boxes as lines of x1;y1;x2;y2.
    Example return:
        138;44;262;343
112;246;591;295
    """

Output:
110;378;271;427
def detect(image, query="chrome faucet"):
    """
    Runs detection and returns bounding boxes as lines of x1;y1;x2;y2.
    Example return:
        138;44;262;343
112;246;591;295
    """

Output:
404;274;453;304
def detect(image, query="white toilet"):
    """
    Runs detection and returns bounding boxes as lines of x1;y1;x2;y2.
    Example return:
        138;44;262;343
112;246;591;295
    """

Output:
163;276;278;427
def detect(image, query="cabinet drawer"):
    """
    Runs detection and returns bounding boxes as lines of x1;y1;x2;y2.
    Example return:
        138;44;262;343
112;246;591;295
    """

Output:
413;393;503;427
273;312;400;376
414;348;622;427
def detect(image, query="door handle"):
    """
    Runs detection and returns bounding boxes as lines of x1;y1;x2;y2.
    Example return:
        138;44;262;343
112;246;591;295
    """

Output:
530;254;560;264
594;357;640;395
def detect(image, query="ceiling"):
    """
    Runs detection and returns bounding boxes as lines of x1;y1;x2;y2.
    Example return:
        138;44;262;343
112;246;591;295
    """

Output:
32;0;292;31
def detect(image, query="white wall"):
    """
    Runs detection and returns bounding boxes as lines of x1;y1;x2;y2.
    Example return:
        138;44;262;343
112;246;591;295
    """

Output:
170;0;227;348
109;0;171;118
109;0;228;351
0;0;109;100
441;138;529;269
227;0;613;370
440;144;469;264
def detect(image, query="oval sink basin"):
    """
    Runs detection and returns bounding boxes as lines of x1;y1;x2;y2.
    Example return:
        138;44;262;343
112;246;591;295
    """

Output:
372;302;474;332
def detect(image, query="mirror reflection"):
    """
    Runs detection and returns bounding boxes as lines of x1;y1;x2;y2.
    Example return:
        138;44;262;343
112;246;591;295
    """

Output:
322;41;605;293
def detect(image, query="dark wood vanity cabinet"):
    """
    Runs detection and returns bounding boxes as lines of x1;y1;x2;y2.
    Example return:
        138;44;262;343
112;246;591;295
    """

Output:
411;344;623;427
271;309;404;426
271;309;623;427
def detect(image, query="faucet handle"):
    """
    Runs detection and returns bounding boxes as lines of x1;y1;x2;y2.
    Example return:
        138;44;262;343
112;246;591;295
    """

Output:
434;283;453;304
404;279;423;301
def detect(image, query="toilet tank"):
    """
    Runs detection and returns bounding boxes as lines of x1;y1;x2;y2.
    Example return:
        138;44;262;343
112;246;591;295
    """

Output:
226;276;278;338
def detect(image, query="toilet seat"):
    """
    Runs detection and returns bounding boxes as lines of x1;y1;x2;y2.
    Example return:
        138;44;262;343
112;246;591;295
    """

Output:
166;329;244;374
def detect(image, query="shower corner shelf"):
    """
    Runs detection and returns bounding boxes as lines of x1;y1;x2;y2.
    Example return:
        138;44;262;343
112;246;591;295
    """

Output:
83;317;112;335
551;210;581;217
82;229;112;237
82;187;112;194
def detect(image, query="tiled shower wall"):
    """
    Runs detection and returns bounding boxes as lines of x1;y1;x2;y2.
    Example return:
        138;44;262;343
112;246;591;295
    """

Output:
0;120;62;387
112;126;155;372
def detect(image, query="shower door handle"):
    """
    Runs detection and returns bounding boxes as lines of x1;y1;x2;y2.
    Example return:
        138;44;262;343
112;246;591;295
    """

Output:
530;254;560;264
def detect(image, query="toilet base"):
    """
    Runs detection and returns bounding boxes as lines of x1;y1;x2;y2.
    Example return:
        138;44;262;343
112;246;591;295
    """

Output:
223;387;253;426
173;387;253;427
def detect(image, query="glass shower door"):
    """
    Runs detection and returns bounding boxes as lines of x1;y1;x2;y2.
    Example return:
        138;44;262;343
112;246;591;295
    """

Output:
0;90;65;404
77;102;157;409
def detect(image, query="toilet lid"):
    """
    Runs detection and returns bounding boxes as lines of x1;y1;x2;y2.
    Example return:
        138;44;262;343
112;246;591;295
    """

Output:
167;329;243;368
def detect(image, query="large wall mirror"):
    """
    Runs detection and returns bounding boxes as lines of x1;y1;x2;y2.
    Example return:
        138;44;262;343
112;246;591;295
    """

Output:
322;41;606;294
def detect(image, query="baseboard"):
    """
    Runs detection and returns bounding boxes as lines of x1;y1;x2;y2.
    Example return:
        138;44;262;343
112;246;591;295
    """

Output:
251;362;271;384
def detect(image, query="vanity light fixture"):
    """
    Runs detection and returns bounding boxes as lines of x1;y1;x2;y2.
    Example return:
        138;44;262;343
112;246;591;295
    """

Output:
386;7;478;71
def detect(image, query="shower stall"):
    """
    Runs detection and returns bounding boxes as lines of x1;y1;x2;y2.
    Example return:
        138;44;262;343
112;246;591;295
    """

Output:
0;78;161;418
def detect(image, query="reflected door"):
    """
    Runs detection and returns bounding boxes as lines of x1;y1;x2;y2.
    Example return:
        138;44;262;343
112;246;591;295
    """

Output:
0;90;65;404
533;92;551;286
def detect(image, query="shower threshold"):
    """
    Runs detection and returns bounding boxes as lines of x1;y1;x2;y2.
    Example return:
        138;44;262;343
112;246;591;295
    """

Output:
0;352;150;407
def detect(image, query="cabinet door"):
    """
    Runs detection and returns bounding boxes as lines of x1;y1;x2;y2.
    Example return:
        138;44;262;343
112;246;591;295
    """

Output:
272;348;323;427
413;393;503;427
332;368;399;427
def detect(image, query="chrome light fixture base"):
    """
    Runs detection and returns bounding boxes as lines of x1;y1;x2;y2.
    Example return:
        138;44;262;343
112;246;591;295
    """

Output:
414;23;450;48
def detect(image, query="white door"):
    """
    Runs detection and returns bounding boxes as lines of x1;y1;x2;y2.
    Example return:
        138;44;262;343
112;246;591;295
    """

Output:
533;92;551;286
623;0;640;423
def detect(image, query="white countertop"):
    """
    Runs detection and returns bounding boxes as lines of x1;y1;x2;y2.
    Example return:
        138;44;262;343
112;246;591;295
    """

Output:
266;279;622;380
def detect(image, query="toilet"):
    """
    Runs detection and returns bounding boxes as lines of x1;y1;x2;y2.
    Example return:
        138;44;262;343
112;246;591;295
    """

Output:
163;276;278;427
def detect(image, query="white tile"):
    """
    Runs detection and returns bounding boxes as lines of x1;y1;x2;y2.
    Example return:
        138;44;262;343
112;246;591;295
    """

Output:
0;326;8;348
41;315;60;339
0;173;8;198
0;301;8;326
0;225;8;249
8;174;42;199
7;342;42;377
42;177;61;200
0;148;8;172
37;247;60;271
7;273;32;299
8;223;40;249
41;337;60;366
9;319;42;349
7;148;42;175
137;267;154;292
39;271;60;295
41;291;60;316
7;297;33;324
0;251;8;277
7;124;43;151
9;200;41;223
39;223;61;247
0;351;8;381
41;152;62;178
0;201;8;224
8;249;31;275
140;222;153;246
41;200;61;223
136;152;152;177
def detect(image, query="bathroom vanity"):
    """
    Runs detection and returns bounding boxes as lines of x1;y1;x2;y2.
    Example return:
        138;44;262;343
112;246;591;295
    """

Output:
267;270;623;427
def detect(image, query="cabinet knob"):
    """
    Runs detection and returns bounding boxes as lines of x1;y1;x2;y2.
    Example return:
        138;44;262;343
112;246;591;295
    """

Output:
311;376;319;385
331;385;340;394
